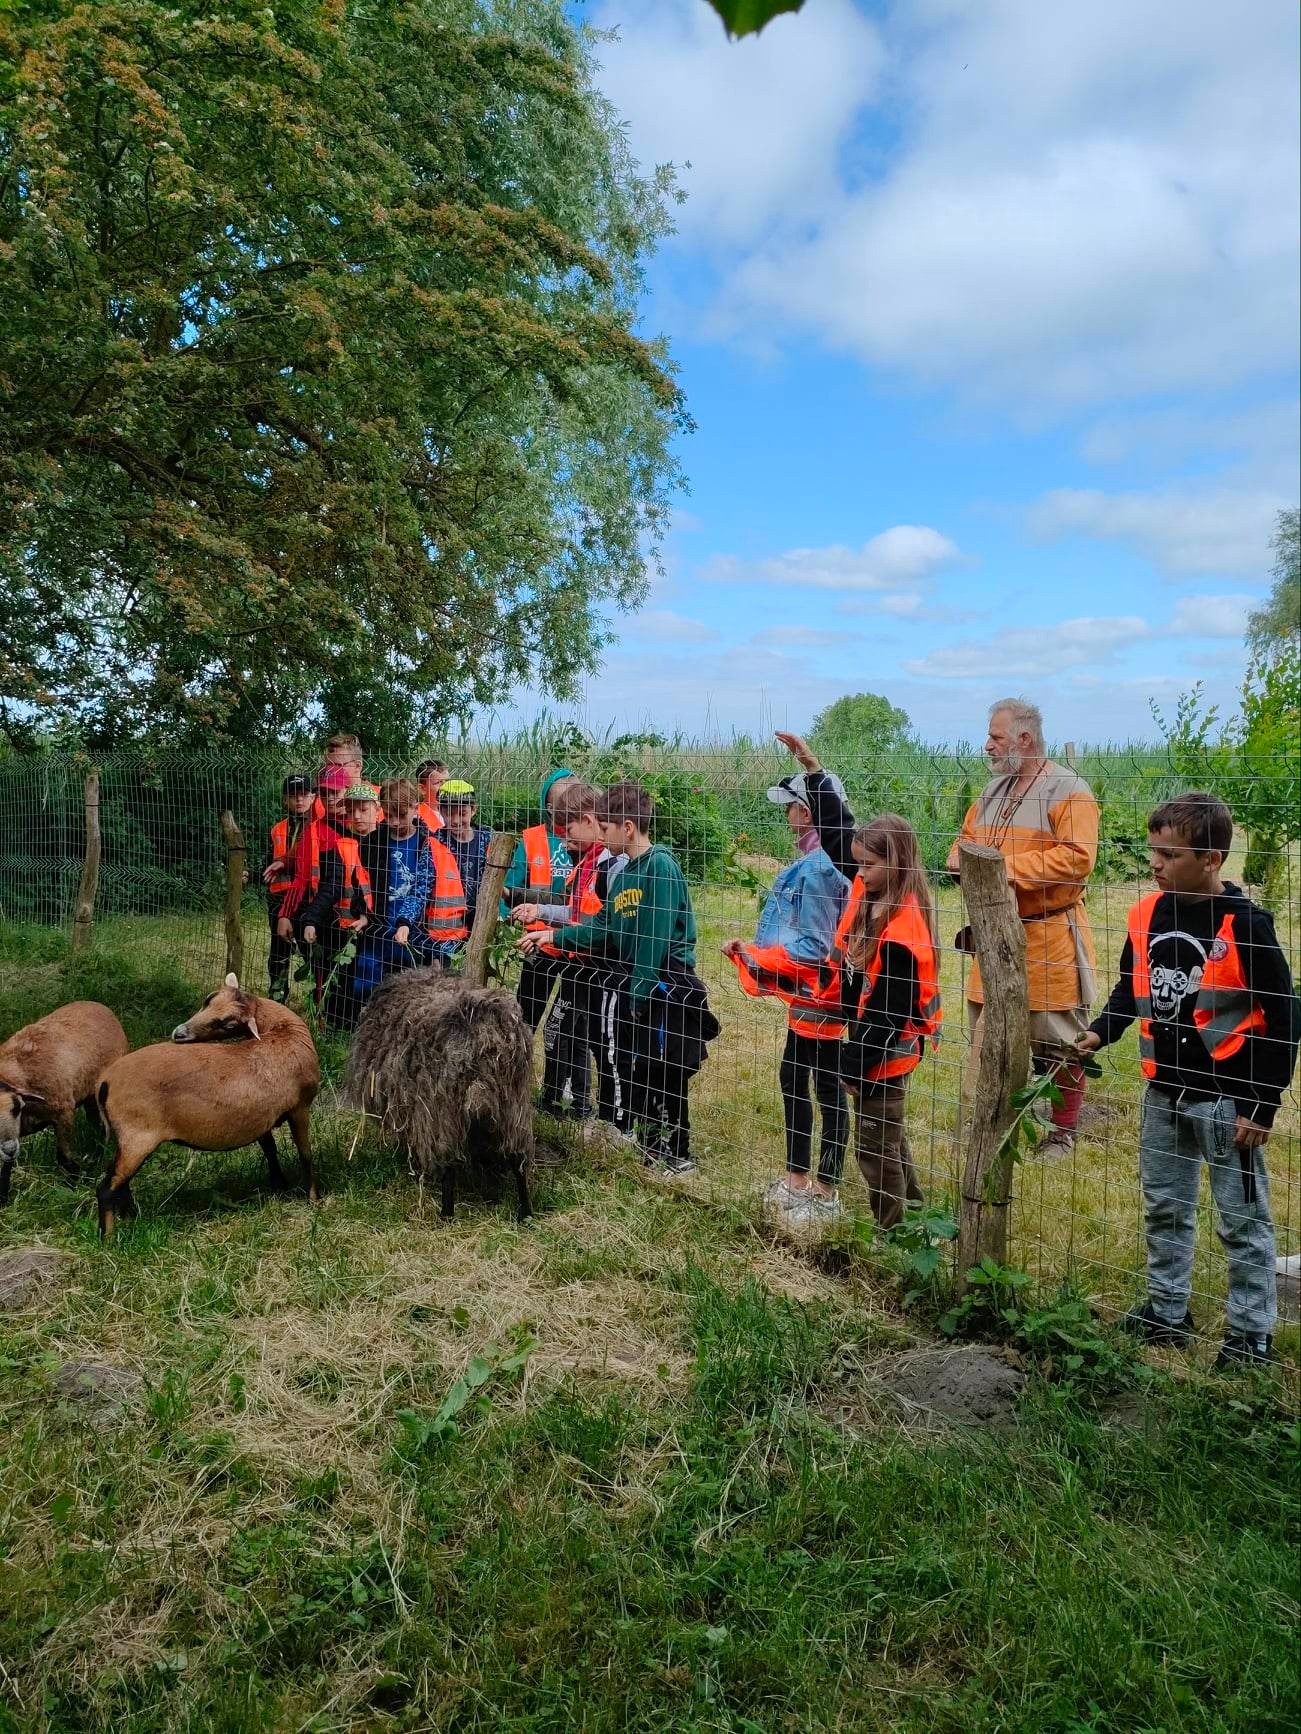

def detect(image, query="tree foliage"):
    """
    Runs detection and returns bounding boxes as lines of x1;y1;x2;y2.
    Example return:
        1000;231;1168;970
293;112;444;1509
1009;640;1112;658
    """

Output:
809;691;912;767
1153;647;1301;903
0;0;686;746
1246;507;1300;655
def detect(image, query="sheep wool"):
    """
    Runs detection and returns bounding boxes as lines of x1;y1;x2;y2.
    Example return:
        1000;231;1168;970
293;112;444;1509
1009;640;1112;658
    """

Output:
344;969;535;1219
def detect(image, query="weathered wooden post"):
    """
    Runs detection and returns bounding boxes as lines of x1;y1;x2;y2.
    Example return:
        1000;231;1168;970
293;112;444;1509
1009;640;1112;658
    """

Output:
461;832;518;988
219;810;247;984
956;841;1031;1291
70;769;101;951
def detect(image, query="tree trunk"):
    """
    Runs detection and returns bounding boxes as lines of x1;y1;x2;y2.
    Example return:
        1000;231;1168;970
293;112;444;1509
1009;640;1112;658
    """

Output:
461;832;518;988
220;810;247;984
956;841;1031;1292
70;770;101;951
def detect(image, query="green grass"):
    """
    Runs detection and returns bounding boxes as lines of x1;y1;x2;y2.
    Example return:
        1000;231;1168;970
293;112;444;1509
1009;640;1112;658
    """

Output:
0;922;1298;1728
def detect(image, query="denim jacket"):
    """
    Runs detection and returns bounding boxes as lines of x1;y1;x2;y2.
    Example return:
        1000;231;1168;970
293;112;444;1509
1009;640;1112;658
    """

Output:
753;848;848;964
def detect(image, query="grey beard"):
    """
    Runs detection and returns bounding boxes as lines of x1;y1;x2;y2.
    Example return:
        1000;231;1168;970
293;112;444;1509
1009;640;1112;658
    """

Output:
989;748;1024;776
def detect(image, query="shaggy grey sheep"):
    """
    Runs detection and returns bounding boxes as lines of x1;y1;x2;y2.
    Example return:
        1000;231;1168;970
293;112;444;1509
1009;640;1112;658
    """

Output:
344;969;534;1220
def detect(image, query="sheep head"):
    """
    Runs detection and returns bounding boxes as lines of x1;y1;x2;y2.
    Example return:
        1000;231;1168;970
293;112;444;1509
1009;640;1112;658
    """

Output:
172;975;262;1045
0;1083;44;1159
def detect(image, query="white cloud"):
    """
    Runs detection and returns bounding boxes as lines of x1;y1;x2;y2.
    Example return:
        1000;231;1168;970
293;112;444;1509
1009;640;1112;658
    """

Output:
748;624;850;648
625;609;719;643
1166;594;1253;638
683;0;1299;409
702;525;963;592
1078;398;1300;469
905;615;1148;680
1026;484;1280;578
592;0;881;248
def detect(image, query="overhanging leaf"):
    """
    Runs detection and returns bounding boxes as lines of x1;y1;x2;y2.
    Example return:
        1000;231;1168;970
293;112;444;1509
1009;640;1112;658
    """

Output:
706;0;807;39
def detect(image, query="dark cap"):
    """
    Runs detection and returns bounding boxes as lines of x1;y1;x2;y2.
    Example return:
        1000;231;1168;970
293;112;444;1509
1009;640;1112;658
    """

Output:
282;773;314;796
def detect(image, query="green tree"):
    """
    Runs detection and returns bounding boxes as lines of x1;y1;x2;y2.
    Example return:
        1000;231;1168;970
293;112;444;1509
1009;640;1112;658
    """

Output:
1153;647;1301;904
1246;507;1300;655
809;691;912;768
705;0;806;36
0;0;685;747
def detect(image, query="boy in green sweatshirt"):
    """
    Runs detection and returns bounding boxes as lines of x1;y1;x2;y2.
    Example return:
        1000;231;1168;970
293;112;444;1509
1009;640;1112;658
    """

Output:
518;780;719;1174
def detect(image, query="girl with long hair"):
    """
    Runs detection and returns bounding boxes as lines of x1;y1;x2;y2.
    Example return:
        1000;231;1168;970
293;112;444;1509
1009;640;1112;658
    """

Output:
834;812;942;1227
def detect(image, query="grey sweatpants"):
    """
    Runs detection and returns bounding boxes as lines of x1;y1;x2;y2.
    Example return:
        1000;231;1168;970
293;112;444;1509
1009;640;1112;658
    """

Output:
1139;1086;1277;1337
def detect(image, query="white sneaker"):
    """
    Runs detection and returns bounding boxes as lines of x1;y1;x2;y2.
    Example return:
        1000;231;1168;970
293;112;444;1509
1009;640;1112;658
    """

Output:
763;1176;803;1208
782;1192;843;1227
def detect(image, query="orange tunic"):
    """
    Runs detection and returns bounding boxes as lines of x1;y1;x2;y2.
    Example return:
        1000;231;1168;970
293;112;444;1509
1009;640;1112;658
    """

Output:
947;762;1098;1012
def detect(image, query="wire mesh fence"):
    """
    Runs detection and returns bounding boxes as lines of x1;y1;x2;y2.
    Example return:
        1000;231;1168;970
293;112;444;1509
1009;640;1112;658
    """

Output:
1;739;1297;1358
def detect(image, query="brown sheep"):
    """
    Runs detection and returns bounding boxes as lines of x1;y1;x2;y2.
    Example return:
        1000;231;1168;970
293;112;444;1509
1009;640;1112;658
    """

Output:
95;974;319;1237
0;1002;129;1205
344;969;534;1221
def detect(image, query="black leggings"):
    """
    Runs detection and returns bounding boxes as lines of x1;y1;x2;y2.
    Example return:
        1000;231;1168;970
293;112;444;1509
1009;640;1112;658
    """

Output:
779;1027;848;1186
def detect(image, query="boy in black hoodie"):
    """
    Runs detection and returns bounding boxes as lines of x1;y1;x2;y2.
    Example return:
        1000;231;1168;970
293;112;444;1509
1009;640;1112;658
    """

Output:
1078;792;1299;1367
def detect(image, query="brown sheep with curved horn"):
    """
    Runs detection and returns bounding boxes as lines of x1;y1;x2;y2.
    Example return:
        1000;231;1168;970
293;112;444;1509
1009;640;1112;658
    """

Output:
94;974;319;1237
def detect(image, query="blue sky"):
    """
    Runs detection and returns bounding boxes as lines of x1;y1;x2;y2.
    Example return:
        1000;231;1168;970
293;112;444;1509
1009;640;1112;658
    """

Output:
499;0;1300;745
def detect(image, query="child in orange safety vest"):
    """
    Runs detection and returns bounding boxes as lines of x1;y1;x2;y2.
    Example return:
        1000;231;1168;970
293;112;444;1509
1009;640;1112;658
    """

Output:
723;771;849;1224
769;734;942;1231
1078;791;1299;1368
262;772;339;1002
514;779;627;1128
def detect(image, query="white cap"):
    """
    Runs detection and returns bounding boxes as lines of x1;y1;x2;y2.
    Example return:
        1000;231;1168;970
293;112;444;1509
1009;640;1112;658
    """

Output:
765;770;846;808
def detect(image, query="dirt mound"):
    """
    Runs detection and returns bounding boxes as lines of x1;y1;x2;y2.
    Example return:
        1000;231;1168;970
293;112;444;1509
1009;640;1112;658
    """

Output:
883;1345;1025;1431
0;1247;67;1310
52;1360;144;1422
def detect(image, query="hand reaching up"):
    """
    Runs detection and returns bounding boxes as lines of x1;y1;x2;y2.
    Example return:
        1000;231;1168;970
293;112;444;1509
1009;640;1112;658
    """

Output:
774;731;821;774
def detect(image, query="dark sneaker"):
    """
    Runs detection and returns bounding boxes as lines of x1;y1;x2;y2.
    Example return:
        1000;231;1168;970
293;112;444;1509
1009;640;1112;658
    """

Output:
1215;1333;1274;1369
1119;1303;1195;1346
661;1152;698;1177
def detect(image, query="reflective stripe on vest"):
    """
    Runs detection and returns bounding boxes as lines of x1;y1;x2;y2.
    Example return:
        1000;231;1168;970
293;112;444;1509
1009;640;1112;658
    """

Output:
333;837;373;928
424;838;468;942
857;895;942;1081
1128;893;1266;1078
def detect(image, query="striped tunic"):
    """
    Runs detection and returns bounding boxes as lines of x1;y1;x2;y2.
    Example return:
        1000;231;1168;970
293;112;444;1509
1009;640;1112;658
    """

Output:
947;761;1098;1012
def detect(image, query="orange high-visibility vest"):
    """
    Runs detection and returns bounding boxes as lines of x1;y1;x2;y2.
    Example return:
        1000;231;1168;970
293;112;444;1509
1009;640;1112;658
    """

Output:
424;837;468;942
333;837;373;929
538;850;604;958
417;801;444;833
730;944;848;1039
729;876;866;1040
1128;892;1265;1079
856;895;942;1080
268;818;324;898
519;823;559;934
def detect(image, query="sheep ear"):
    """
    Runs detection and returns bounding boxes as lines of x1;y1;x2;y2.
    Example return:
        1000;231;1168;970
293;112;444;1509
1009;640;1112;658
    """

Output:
224;972;240;989
246;1015;261;1041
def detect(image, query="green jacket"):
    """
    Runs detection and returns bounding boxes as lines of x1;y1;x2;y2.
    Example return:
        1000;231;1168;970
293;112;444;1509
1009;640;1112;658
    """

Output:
551;844;695;1004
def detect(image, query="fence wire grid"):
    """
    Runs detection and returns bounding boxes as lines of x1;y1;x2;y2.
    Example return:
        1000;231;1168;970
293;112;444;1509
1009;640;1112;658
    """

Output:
1;741;1297;1360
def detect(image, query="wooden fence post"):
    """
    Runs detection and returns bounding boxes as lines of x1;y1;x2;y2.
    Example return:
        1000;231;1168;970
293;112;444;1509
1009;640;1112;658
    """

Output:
70;769;101;951
219;810;247;984
461;832;518;988
956;841;1031;1291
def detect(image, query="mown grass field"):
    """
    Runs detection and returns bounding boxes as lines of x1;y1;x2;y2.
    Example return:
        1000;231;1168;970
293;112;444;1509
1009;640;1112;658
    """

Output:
0;899;1298;1730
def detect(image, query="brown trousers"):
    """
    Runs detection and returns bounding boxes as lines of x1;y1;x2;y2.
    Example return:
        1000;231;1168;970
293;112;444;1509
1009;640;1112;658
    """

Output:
846;1078;923;1230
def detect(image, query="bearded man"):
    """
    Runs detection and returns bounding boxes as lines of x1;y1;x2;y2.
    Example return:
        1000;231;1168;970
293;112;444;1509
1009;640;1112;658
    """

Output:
948;698;1099;1155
